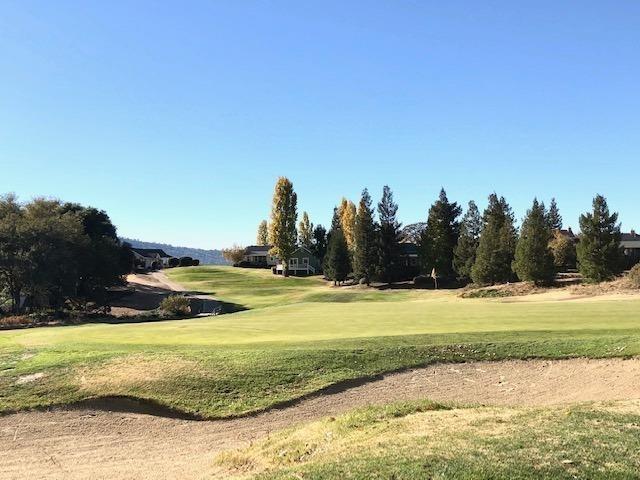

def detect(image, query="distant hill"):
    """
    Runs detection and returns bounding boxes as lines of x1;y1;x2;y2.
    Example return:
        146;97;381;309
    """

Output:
122;238;229;265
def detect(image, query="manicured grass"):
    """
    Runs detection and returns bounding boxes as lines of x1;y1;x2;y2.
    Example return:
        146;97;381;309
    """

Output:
216;400;640;479
1;266;639;417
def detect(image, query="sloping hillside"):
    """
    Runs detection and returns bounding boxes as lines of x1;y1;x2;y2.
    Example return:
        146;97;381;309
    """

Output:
122;238;229;265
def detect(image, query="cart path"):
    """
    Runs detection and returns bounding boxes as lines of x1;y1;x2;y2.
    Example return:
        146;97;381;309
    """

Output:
2;357;640;480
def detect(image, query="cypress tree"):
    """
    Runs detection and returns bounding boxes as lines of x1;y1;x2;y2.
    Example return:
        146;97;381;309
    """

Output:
546;198;563;230
471;194;517;285
298;212;313;249
268;177;298;276
576;194;624;282
325;228;351;285
513;198;555;285
375;185;401;283
453;200;482;282
418;189;461;279
353;188;377;284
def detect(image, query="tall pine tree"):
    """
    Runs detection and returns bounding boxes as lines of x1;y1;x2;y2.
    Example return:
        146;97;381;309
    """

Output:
325;228;351;285
576;194;623;282
353;188;377;284
418;189;461;278
471;194;517;285
453;201;482;282
376;185;401;283
513;198;555;285
546;198;563;230
311;224;327;263
268;177;298;276
298;211;313;249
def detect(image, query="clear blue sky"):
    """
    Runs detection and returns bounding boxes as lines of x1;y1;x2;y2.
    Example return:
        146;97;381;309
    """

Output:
2;1;638;249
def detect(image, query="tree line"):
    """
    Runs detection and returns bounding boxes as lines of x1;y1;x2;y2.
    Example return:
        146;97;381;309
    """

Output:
257;177;627;286
0;194;132;314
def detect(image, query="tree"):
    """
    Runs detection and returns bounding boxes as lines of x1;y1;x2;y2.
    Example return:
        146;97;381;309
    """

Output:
338;198;357;253
546;198;563;230
298;212;313;249
256;220;269;246
222;244;245;265
576;195;623;282
268;177;298;276
453;201;482;282
513;199;555;285
471;194;517;285
324;228;351;285
311;224;328;263
549;230;577;271
353;188;377;284
418;189;461;279
376;185;402;283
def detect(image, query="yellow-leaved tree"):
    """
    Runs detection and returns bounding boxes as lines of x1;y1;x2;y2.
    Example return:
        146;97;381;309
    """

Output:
268;177;298;275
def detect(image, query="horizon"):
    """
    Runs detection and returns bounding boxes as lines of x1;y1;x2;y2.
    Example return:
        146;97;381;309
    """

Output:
2;1;639;249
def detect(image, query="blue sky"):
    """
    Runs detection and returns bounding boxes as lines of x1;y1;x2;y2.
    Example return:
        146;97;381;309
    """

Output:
1;1;638;249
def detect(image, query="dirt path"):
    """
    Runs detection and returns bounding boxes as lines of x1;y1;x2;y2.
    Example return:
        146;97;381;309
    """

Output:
2;357;640;480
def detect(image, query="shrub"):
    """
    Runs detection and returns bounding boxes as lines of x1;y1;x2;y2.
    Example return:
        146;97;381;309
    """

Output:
179;256;194;267
628;264;640;289
159;295;191;316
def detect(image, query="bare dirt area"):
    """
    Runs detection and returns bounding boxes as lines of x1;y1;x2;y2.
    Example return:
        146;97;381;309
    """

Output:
2;357;640;480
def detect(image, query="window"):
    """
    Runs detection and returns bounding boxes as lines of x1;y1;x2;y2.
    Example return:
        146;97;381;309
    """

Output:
289;258;298;268
302;257;309;265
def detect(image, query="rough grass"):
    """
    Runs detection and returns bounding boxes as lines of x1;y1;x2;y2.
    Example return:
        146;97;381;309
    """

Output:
1;266;640;417
215;400;640;479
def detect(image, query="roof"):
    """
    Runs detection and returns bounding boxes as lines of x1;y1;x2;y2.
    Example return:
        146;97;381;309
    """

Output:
621;232;639;242
244;245;272;254
131;247;172;258
399;242;418;255
557;228;576;239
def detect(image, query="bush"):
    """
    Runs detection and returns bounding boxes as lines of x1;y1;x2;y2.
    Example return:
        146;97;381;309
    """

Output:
179;256;194;267
628;264;640;288
413;275;431;288
159;295;191;316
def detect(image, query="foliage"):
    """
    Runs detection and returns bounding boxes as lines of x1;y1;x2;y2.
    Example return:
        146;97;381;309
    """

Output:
353;188;377;284
375;185;402;283
159;295;191;316
546;197;563;230
338;198;357;252
256;220;269;246
576;195;623;282
311;225;327;263
298;212;313;249
418;189;461;278
513;199;555;285
325;228;351;285
400;223;426;243
268;177;298;274
628;264;640;288
453;201;482;282
222;244;245;265
549;230;577;271
471;194;517;285
179;256;194;267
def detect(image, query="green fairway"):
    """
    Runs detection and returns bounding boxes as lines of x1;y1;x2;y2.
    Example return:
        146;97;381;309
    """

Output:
1;266;639;417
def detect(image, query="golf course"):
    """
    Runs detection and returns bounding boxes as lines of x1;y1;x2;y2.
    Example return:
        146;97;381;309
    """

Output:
2;266;640;479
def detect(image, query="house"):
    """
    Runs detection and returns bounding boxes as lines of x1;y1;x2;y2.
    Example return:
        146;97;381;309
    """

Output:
274;246;322;276
622;231;640;268
131;248;175;270
399;242;419;268
242;245;278;266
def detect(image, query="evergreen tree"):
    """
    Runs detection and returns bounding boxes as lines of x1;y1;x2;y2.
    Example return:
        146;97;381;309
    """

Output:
513;199;555;285
546;198;563;230
418;189;461;279
353;188;377;284
311;224;327;263
324;228;351;285
339;198;357;252
576;194;623;282
256;220;269;245
298;212;313;249
453;201;482;282
268;177;298;275
471;194;517;285
376;185;402;283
